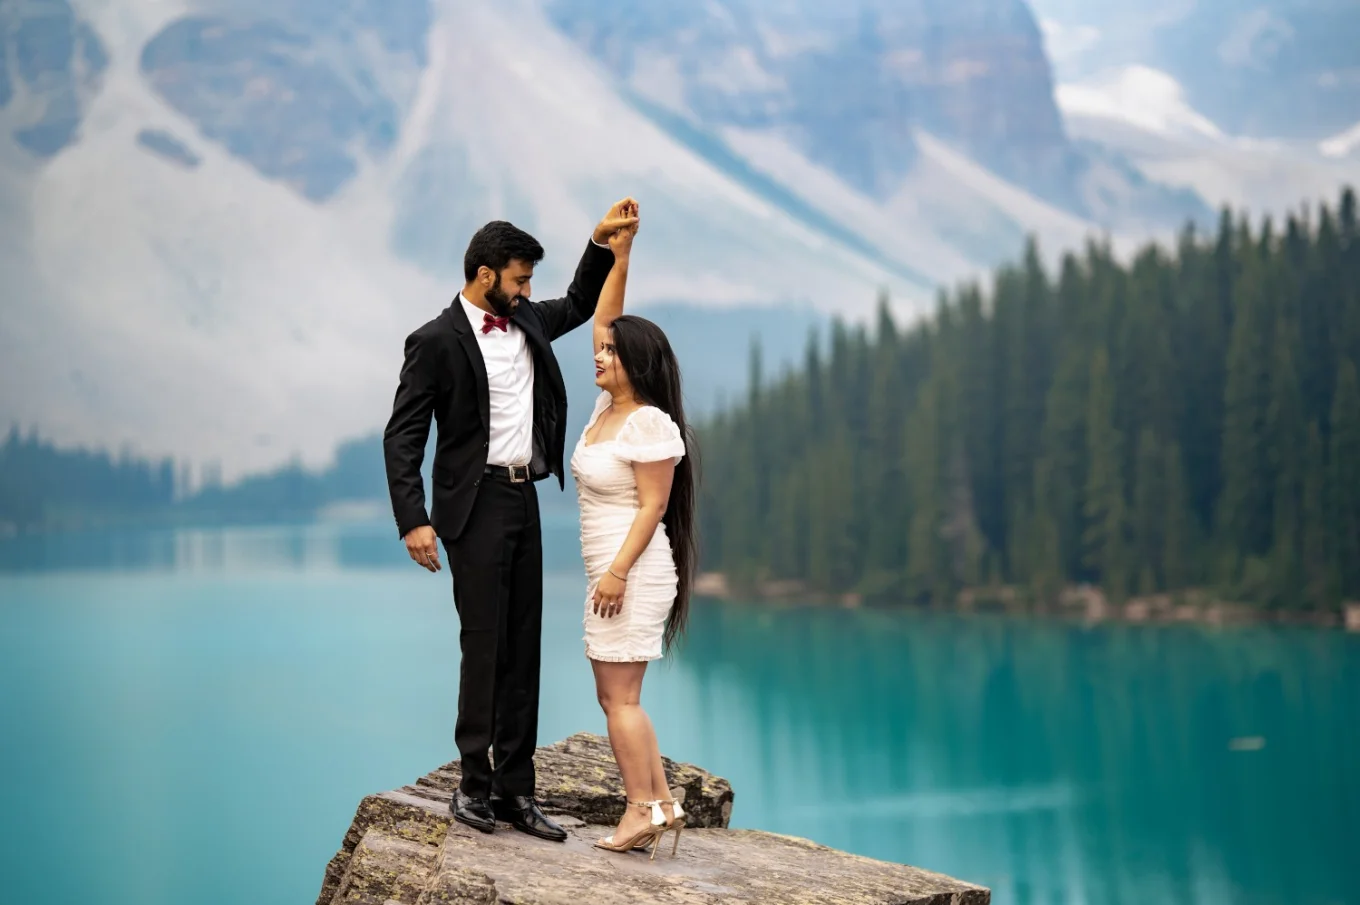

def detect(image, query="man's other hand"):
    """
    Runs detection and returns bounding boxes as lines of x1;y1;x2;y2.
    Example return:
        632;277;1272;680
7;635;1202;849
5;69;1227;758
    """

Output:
404;525;441;572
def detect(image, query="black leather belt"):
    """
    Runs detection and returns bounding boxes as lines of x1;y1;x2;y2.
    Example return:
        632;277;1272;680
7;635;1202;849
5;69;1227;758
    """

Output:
483;464;541;484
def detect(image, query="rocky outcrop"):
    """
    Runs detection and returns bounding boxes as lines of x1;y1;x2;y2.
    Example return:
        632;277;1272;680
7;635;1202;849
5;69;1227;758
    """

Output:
544;0;1209;225
545;0;1067;200
317;732;991;905
0;0;108;157
138;1;430;201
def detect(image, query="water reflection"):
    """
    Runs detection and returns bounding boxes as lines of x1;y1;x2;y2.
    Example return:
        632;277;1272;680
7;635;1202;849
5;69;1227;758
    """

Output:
1;523;1353;905
668;601;1359;905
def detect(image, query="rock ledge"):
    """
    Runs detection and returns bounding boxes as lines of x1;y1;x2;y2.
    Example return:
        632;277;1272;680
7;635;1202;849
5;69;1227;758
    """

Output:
317;732;990;905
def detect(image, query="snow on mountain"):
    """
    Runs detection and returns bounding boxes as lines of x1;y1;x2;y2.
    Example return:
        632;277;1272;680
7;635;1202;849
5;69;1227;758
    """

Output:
712;124;1029;287
896;131;1129;265
1031;1;1359;229
362;0;932;310
0;0;941;479
8;0;1351;481
1056;66;1223;143
1321;121;1360;160
3;54;443;480
1030;0;1360;141
1055;65;1360;217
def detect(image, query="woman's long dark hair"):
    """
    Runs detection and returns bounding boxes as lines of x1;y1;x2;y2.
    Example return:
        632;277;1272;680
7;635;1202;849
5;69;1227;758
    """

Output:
609;315;698;653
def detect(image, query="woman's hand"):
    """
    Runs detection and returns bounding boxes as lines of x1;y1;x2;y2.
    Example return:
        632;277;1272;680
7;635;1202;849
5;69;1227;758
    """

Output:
593;569;628;618
608;222;637;259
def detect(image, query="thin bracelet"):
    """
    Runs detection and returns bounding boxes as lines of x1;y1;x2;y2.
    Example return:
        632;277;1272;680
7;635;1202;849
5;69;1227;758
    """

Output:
607;568;627;581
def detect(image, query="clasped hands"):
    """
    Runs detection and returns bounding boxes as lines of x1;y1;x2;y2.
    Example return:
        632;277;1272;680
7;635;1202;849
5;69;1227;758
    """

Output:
594;197;640;255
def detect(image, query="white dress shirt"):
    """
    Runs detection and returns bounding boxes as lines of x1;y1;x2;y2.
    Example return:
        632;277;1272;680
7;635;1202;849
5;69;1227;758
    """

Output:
460;294;535;468
461;237;611;470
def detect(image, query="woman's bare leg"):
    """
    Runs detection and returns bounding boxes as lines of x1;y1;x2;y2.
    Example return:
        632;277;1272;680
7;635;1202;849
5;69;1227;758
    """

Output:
592;659;664;841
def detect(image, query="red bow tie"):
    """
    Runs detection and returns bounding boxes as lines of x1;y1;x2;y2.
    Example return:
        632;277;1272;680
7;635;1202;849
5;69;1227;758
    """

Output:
481;312;511;334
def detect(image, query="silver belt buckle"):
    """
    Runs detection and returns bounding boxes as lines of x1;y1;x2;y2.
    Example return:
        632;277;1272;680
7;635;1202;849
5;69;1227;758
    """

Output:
508;464;528;483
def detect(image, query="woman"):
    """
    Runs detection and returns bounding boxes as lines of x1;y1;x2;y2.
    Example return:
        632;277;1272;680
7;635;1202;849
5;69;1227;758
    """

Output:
569;213;699;859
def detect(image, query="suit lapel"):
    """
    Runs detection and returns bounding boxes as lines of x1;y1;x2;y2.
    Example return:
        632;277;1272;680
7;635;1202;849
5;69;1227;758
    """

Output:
446;300;490;431
514;306;553;375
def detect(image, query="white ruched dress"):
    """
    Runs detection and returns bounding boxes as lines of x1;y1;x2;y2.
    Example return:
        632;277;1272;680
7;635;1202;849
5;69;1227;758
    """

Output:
571;392;688;662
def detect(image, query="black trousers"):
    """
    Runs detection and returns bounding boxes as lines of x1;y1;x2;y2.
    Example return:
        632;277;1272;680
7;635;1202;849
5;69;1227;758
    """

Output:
442;474;543;799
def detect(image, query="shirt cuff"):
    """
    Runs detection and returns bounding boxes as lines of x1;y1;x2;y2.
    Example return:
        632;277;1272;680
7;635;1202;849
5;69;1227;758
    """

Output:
591;235;610;249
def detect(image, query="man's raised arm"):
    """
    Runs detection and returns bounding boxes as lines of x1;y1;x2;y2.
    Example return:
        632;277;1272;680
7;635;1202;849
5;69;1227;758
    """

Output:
534;197;639;341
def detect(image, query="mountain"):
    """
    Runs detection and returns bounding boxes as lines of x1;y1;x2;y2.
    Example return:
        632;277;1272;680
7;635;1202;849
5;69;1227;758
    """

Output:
1030;0;1360;142
1;0;933;480
0;0;1351;484
1030;1;1360;218
1056;65;1360;218
542;0;1209;230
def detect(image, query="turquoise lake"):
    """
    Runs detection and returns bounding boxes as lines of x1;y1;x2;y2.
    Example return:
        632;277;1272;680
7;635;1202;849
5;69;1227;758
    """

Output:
0;519;1355;905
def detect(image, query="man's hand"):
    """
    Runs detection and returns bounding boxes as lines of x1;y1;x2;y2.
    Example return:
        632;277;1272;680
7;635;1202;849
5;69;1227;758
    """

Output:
404;525;441;572
593;197;639;246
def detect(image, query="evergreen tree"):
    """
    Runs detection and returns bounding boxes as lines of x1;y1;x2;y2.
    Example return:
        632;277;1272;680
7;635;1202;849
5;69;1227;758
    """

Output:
1218;230;1274;570
1267;321;1306;607
692;186;1359;614
1132;428;1166;592
1329;360;1360;600
1083;349;1129;598
1162;441;1195;592
1300;423;1332;608
905;378;948;603
1039;346;1089;579
864;295;905;576
1028;457;1064;604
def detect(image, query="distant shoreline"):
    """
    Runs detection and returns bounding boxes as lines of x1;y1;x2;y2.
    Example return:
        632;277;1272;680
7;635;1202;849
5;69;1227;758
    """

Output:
694;573;1360;632
4;516;1357;633
0;495;585;539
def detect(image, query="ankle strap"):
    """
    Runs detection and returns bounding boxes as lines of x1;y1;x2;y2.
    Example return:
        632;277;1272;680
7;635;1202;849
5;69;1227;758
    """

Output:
628;799;660;809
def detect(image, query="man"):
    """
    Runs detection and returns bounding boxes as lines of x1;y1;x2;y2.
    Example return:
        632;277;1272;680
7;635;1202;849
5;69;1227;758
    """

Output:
383;199;639;839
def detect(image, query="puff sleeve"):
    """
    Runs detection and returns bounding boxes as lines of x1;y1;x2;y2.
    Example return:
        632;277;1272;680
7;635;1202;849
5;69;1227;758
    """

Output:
615;407;686;464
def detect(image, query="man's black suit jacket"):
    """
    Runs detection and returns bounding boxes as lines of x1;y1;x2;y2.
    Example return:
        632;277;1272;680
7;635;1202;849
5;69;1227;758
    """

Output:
383;240;613;541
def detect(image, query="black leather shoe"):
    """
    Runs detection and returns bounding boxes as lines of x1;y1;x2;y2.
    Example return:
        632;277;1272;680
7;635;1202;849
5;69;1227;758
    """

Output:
451;790;496;834
492;795;568;842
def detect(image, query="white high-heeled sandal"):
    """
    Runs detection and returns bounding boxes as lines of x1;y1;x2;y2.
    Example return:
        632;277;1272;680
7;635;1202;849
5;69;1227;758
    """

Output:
596;799;667;859
634;787;687;855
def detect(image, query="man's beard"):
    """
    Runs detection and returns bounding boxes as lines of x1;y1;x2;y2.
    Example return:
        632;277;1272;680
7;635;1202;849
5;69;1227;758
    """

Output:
486;282;519;318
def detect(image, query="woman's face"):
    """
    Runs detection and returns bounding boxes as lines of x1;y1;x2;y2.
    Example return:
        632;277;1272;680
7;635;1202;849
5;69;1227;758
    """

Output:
594;332;631;395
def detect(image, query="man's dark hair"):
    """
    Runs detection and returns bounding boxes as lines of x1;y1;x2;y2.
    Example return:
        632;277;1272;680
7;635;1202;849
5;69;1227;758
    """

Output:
463;221;545;282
